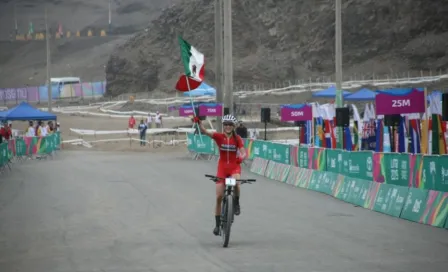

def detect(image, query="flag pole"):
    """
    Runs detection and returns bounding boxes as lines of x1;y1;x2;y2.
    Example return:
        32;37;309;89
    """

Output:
185;76;203;143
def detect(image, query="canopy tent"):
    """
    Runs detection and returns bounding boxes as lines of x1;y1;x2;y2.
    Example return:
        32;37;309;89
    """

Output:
376;87;424;95
344;88;377;101
312;86;350;98
0;102;57;121
182;82;216;97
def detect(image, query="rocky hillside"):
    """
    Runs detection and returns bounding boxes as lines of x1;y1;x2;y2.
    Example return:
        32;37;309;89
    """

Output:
0;0;182;88
105;0;448;96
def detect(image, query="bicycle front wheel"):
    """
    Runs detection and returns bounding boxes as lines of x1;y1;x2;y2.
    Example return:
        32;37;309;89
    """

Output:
222;195;233;247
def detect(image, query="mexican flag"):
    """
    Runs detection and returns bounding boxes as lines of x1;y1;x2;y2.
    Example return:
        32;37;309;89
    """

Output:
175;37;205;92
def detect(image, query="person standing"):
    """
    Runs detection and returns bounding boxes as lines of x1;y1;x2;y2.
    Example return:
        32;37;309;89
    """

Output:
138;120;148;146
128;115;136;129
155;111;163;128
146;113;153;128
236;121;248;139
26;121;35;137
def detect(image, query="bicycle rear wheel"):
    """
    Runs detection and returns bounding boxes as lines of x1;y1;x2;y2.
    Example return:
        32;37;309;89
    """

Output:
221;195;233;247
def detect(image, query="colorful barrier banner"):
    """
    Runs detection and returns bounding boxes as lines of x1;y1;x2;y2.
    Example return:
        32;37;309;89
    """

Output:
375;88;425;115
344;177;372;207
250;157;269;176
297;168;313;189
374;153;410;187
265;161;290;182
280;104;312;122
400;188;429;223
419;190;448;228
371;183;409;217
198;103;223;116
0;133;61;169
187;134;448;193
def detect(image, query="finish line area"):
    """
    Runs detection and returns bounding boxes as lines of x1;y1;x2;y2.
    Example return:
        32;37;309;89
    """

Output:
0;151;446;272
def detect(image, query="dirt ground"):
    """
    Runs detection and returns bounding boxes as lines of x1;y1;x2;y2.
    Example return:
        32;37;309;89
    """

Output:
10;111;299;153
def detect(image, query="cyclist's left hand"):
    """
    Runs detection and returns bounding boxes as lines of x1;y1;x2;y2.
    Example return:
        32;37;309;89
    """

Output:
236;157;243;165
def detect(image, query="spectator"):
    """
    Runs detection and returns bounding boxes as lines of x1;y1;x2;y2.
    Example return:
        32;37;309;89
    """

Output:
128;115;136;129
236;121;248;139
138;120;148;146
155;111;163;128
0;121;12;141
47;121;54;134
146;113;153;128
56;122;60;132
26;121;35;137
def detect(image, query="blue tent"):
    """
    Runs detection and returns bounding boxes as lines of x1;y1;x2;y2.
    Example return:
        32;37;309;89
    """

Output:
376;87;424;95
183;82;216;97
344;88;377;101
312;86;350;98
0;102;57;121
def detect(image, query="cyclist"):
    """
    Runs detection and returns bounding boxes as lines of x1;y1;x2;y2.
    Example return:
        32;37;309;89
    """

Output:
192;114;246;236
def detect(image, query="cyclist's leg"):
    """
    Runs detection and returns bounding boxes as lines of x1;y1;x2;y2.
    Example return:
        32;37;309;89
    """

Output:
213;168;226;235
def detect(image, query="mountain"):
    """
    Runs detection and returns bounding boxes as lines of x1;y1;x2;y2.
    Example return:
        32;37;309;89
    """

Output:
105;0;448;96
0;0;182;88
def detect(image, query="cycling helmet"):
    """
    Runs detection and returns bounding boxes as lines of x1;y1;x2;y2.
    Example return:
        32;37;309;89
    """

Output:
222;114;237;125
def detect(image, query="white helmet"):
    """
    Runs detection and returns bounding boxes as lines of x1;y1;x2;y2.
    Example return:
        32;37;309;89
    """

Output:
222;114;237;124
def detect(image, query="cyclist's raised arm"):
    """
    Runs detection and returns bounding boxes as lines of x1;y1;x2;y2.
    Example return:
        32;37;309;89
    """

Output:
193;117;214;138
199;122;214;138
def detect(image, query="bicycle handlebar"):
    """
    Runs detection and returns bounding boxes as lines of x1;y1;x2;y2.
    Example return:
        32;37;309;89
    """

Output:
205;174;256;184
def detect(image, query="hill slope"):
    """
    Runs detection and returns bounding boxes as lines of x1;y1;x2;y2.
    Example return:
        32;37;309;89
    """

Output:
105;0;448;96
0;0;181;88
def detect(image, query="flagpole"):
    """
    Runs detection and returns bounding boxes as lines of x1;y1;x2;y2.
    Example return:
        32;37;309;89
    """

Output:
185;76;203;142
423;87;429;154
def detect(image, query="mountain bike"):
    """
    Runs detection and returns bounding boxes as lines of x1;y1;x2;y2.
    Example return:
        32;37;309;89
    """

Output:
205;174;256;247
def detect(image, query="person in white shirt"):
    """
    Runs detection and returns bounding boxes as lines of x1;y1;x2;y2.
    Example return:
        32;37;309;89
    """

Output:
146;113;152;128
155;111;162;128
26;121;35;137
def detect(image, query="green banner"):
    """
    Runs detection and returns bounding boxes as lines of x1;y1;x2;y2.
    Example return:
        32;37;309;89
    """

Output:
325;149;342;173
298;146;309;169
0;143;8;167
372;184;409;218
270;142;290;165
400;188;429;223
343;151;373;181
344;177;372;207
187;133;214;154
15;138;26;157
381;153;410;187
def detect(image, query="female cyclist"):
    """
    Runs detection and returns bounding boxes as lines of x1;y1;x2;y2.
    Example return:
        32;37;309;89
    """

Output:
193;114;246;236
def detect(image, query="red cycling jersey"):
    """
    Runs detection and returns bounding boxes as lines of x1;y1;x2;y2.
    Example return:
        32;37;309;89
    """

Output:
212;132;244;183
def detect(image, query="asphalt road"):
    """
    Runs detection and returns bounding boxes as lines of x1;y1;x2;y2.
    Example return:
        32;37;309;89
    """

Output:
0;151;447;272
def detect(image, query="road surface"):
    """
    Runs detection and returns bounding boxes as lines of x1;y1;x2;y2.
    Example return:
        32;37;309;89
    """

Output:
0;151;447;272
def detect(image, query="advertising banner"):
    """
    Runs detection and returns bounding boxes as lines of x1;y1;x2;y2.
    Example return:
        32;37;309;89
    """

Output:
280;104;313;122
179;106;194;117
375;88;425;115
198;103;223;116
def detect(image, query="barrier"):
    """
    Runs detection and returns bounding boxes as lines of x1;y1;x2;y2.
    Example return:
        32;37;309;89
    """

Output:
0;82;106;103
186;132;448;229
0;132;62;171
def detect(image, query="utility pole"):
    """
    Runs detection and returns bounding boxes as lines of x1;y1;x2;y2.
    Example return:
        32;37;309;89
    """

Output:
215;0;224;132
335;0;343;148
108;0;112;32
45;7;52;112
14;4;18;34
223;0;233;115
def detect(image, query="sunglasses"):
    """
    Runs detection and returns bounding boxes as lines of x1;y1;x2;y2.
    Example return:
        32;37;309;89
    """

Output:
223;123;234;127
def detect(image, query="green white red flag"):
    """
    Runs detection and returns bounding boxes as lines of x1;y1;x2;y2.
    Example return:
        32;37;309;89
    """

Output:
175;37;205;92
